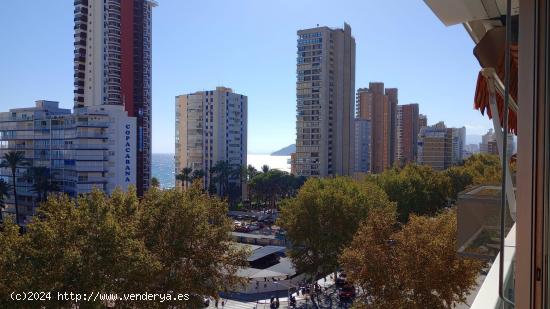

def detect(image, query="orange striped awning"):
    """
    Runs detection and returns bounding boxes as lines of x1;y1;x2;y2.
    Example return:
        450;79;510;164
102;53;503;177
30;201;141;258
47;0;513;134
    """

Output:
473;27;518;135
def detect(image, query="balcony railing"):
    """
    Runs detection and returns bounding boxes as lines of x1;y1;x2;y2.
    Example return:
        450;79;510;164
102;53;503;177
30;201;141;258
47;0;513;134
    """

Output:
470;223;516;309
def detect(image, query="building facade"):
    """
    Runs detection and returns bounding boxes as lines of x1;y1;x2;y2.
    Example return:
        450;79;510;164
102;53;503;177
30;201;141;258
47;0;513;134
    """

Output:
354;118;371;173
419;113;428;129
451;126;466;163
417;122;453;171
479;128;514;156
292;23;356;177
74;0;157;195
175;87;247;198
0;101;136;224
395;103;419;165
356;83;397;173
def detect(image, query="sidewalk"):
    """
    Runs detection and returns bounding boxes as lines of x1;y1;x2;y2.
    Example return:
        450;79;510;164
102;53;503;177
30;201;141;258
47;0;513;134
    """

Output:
211;272;339;309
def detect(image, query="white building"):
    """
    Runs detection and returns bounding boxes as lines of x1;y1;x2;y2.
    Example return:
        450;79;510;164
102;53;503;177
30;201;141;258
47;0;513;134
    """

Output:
175;87;247;198
0;101;136;224
74;0;157;195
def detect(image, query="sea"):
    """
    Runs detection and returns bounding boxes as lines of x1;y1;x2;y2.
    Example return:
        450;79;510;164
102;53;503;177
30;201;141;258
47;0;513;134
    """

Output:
152;153;291;189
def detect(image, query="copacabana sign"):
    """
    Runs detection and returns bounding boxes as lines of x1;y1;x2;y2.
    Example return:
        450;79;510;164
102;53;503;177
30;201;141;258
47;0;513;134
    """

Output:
125;124;132;183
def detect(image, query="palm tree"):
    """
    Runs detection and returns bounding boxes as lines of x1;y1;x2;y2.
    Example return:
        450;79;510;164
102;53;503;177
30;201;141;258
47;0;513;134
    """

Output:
151;177;160;188
191;169;205;189
176;167;193;189
1;151;27;225
211;160;232;197
261;164;270;173
0;179;10;223
231;165;247;201
191;169;205;179
247;165;259;180
25;166;59;203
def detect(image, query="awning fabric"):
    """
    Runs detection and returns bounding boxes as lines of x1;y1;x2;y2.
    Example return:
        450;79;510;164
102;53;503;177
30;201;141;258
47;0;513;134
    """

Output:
473;27;518;134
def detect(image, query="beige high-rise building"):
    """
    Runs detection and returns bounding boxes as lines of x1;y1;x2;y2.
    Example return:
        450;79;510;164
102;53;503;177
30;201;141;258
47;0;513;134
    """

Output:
292;23;356;177
417;122;452;171
175;87;247;198
356;83;397;174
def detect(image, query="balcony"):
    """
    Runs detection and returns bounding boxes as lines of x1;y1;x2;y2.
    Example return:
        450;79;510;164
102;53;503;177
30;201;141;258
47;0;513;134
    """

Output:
470;224;515;309
456;185;514;260
74;0;88;6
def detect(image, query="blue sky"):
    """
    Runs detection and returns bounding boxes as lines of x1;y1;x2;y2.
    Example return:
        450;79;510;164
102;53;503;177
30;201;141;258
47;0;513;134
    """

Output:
0;0;491;154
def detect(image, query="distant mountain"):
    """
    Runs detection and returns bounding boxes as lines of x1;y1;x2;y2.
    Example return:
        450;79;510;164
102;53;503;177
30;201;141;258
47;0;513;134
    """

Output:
271;144;296;156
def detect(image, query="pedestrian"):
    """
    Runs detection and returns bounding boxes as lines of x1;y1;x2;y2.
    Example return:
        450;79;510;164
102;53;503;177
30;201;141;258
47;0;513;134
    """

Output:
215;299;219;308
221;299;225;308
275;297;280;308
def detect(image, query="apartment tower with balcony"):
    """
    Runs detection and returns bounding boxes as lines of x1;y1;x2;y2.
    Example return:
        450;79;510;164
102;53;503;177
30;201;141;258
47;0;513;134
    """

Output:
175;87;247;198
73;0;157;196
356;83;398;173
395;103;420;165
0;101;136;224
292;23;356;177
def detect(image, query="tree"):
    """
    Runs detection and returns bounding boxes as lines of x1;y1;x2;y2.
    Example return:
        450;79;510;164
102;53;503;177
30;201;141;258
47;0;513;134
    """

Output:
210;161;232;198
1;151;27;225
191;169;205;182
138;182;248;306
261;165;270;173
25;166;59;203
278;177;394;279
340;209;483;309
371;164;452;222
461;153;501;185
444;166;474;201
0;179;9;223
248;170;305;209
0;184;248;308
176;166;193;189
246;165;259;180
151;176;160;188
189;169;206;191
0;217;25;305
1;188;156;308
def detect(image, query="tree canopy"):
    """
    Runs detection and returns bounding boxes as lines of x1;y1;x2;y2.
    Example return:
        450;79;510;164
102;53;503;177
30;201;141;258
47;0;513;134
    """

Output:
340;209;483;309
461;153;502;185
369;164;452;222
0;183;247;308
248;169;305;209
278;177;394;278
